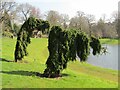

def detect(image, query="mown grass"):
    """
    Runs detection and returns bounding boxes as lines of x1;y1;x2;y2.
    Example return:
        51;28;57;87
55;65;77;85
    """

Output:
1;37;118;88
100;38;120;45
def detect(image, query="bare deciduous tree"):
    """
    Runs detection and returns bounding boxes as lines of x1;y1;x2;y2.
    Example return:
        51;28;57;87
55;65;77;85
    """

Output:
16;3;33;22
0;0;16;23
86;14;95;36
45;10;61;27
16;3;42;23
30;7;41;19
69;11;89;34
60;14;69;29
77;11;85;17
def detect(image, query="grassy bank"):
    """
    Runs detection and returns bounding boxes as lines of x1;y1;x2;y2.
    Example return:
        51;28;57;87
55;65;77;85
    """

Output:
100;38;120;45
1;37;118;88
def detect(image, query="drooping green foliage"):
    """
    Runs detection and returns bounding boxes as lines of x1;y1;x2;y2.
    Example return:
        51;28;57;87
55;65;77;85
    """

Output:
44;26;102;77
14;17;102;77
76;32;90;61
14;17;50;62
36;19;50;34
13;23;20;35
90;36;101;55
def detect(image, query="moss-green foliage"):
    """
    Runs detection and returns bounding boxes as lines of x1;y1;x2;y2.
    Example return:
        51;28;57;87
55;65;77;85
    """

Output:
90;36;101;55
13;23;20;35
44;26;64;76
14;17;102;77
14;17;50;62
76;32;90;61
36;19;50;34
44;26;102;77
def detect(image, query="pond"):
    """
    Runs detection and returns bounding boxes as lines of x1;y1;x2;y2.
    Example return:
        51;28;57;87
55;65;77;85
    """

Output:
87;45;119;70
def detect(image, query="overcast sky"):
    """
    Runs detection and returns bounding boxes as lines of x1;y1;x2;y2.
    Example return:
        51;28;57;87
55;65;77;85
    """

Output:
16;0;119;21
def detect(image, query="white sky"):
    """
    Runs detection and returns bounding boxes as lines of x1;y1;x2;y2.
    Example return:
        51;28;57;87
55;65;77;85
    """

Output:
16;0;119;21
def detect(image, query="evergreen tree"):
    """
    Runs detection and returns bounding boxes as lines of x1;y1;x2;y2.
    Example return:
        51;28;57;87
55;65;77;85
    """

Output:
14;17;102;78
14;17;50;62
43;26;101;78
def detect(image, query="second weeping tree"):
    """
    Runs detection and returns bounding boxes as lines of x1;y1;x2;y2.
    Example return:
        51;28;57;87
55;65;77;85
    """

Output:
14;17;50;62
43;26;101;78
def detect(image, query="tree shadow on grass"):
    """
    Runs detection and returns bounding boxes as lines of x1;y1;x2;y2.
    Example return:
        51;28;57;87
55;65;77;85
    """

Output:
0;58;70;78
0;58;14;62
1;70;42;77
62;73;70;77
1;70;70;78
0;58;28;63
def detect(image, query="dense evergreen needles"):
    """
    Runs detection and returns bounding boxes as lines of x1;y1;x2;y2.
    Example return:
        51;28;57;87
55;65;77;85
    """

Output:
14;17;102;78
14;17;50;62
43;26;102;77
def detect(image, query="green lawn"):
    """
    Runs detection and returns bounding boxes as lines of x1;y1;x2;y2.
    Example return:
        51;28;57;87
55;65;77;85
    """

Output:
100;38;119;45
1;37;118;88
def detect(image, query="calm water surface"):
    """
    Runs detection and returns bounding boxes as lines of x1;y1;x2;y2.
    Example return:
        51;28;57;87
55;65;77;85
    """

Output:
87;45;119;70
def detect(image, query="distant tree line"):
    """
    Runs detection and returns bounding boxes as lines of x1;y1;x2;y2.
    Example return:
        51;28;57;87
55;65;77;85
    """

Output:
0;1;119;38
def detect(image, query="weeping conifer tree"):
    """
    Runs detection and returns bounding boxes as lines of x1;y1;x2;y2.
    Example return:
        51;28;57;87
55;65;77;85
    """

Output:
43;26;101;78
14;17;101;77
14;17;50;62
